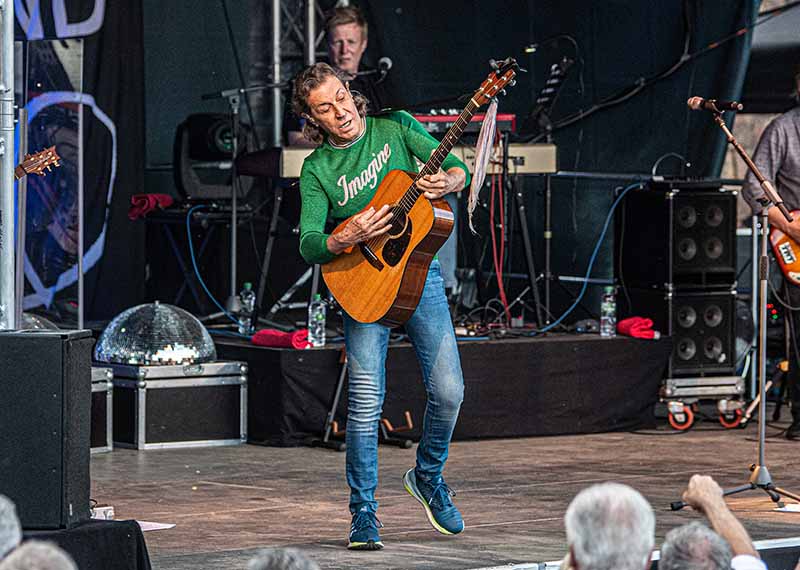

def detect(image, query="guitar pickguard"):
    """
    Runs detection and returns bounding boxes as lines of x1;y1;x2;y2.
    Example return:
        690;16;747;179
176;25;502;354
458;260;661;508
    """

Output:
382;219;413;267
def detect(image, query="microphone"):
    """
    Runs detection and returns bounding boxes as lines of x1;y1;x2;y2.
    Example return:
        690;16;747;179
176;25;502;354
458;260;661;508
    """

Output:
354;57;393;80
376;56;392;84
378;57;393;73
687;97;744;112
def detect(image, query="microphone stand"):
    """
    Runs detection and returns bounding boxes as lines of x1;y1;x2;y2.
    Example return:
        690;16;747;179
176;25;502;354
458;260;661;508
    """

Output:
199;82;284;326
671;105;800;511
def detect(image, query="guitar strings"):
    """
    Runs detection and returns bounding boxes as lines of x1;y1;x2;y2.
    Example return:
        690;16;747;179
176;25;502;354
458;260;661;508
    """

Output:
362;104;476;253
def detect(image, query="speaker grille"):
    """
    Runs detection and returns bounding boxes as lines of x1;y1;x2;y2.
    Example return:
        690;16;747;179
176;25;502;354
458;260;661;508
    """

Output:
615;186;737;289
624;289;736;376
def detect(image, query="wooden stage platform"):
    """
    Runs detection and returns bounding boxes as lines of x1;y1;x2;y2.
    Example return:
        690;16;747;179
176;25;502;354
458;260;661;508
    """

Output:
91;417;800;570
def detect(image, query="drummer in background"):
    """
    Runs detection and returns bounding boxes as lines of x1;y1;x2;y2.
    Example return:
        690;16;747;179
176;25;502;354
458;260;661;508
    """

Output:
285;6;386;146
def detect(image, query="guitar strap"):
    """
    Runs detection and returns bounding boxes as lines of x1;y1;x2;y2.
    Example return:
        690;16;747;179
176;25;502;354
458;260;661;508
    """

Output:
467;98;498;234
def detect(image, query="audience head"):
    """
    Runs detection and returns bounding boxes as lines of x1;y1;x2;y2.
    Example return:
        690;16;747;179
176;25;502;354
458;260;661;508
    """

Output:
247;547;320;570
660;522;732;570
564;482;655;570
325;6;368;75
0;495;21;559
0;541;77;570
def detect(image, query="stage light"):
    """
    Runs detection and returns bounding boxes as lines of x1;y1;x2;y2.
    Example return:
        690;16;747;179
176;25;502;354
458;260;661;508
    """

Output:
94;302;217;365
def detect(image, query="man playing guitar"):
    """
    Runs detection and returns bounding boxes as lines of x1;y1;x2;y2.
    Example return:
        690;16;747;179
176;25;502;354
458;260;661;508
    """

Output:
742;64;800;440
291;62;469;550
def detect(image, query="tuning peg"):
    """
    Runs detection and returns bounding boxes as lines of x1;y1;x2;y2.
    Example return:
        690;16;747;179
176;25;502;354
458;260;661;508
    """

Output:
500;89;507;96
489;59;499;71
47;165;52;171
509;80;517;87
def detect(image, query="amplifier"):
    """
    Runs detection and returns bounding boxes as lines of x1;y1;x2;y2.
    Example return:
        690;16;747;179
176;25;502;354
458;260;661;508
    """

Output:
0;330;93;529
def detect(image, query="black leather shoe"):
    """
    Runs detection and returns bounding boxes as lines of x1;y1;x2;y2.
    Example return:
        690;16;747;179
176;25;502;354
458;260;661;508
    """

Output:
786;421;800;440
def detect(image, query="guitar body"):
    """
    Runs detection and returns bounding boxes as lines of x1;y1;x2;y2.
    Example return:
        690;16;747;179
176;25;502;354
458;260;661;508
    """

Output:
770;209;800;285
322;169;454;327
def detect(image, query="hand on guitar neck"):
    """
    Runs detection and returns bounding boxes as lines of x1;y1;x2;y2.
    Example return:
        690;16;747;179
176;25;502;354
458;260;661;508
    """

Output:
417;166;466;200
768;206;800;243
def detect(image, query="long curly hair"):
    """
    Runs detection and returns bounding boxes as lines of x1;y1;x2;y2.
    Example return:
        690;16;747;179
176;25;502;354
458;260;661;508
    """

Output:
291;63;369;144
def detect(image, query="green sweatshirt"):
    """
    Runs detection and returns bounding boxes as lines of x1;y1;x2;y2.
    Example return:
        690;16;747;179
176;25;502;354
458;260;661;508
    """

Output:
298;111;471;264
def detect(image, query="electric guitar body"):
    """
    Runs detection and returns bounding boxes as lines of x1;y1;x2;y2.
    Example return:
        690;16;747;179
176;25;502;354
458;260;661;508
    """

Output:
321;58;519;327
770;209;800;285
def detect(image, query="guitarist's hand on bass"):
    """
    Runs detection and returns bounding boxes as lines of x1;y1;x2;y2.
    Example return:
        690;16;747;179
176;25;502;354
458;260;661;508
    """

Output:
769;207;800;243
418;167;466;200
327;205;393;254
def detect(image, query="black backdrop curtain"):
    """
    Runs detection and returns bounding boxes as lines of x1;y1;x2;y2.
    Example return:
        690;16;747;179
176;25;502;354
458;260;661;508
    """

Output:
364;0;759;320
14;0;145;322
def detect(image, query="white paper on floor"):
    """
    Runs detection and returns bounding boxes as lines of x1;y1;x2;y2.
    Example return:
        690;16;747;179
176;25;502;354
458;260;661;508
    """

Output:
136;521;176;531
774;503;800;512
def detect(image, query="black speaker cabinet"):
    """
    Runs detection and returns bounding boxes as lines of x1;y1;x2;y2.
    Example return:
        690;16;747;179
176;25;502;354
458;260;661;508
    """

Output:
623;288;736;376
0;330;93;529
616;183;737;289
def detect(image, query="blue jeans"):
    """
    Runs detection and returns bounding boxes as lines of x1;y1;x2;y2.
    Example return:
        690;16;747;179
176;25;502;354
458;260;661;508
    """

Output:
343;260;464;514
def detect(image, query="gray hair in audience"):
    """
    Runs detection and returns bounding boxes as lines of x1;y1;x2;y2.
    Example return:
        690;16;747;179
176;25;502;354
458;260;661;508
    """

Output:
0;540;77;570
0;495;21;559
247;547;320;570
565;482;655;570
660;522;732;570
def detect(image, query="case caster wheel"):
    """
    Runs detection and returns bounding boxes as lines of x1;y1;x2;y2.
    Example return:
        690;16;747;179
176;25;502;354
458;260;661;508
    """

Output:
668;404;695;431
719;408;743;429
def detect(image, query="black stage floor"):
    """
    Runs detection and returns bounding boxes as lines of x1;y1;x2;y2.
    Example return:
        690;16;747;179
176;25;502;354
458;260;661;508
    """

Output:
91;419;800;570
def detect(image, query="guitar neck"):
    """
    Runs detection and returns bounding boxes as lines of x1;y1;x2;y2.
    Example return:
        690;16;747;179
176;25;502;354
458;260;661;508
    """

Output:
403;98;481;207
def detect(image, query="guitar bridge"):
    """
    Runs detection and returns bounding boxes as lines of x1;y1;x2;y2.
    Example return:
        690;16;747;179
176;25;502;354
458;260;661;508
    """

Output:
359;243;384;271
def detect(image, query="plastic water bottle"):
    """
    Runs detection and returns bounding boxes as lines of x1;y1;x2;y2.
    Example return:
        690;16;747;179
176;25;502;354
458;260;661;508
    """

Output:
238;282;255;336
308;294;327;347
600;285;617;338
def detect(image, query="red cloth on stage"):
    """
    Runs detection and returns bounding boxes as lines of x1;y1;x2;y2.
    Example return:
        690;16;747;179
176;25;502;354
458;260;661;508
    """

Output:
617;316;660;340
128;193;174;220
251;328;312;350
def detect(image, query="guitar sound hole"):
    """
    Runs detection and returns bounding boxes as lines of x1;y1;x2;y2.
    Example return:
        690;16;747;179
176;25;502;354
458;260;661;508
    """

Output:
382;218;413;267
387;209;408;238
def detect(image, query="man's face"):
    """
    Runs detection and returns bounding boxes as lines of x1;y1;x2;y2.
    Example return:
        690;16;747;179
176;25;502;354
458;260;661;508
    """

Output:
327;22;367;75
305;75;362;143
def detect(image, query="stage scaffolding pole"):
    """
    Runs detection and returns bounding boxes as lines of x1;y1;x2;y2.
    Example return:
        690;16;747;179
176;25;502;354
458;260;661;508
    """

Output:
0;0;15;330
271;0;282;147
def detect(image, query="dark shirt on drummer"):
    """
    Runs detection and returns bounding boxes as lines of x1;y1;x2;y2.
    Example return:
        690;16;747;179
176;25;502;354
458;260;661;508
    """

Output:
742;106;800;214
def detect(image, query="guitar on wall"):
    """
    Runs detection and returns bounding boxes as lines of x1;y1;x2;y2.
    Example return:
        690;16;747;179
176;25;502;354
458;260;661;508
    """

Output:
322;58;519;327
14;146;61;179
770;214;800;284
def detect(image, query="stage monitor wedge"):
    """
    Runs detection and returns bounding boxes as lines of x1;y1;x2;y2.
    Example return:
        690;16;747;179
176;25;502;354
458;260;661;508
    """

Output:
0;330;93;529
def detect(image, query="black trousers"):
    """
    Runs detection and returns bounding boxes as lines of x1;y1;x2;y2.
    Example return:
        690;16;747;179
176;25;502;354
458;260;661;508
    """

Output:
782;278;800;423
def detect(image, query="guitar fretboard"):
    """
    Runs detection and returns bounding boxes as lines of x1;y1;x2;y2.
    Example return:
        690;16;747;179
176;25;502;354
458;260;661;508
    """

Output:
397;98;481;212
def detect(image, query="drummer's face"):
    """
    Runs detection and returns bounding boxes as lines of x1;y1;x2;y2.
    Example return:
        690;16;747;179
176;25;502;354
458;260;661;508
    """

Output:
306;76;363;144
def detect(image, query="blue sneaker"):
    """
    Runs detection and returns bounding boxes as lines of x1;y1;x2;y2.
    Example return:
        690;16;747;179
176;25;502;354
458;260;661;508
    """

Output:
347;508;384;550
403;468;464;535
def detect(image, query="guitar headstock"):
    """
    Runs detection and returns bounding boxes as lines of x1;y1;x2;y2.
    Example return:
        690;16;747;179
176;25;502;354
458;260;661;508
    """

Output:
17;146;61;178
474;57;519;106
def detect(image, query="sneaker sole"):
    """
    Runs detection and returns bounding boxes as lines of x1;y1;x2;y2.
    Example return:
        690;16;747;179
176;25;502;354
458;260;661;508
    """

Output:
402;469;464;535
347;540;384;550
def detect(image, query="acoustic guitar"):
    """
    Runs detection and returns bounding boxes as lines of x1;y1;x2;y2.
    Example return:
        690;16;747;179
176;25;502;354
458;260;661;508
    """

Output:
770;211;800;284
14;146;61;179
322;58;518;326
